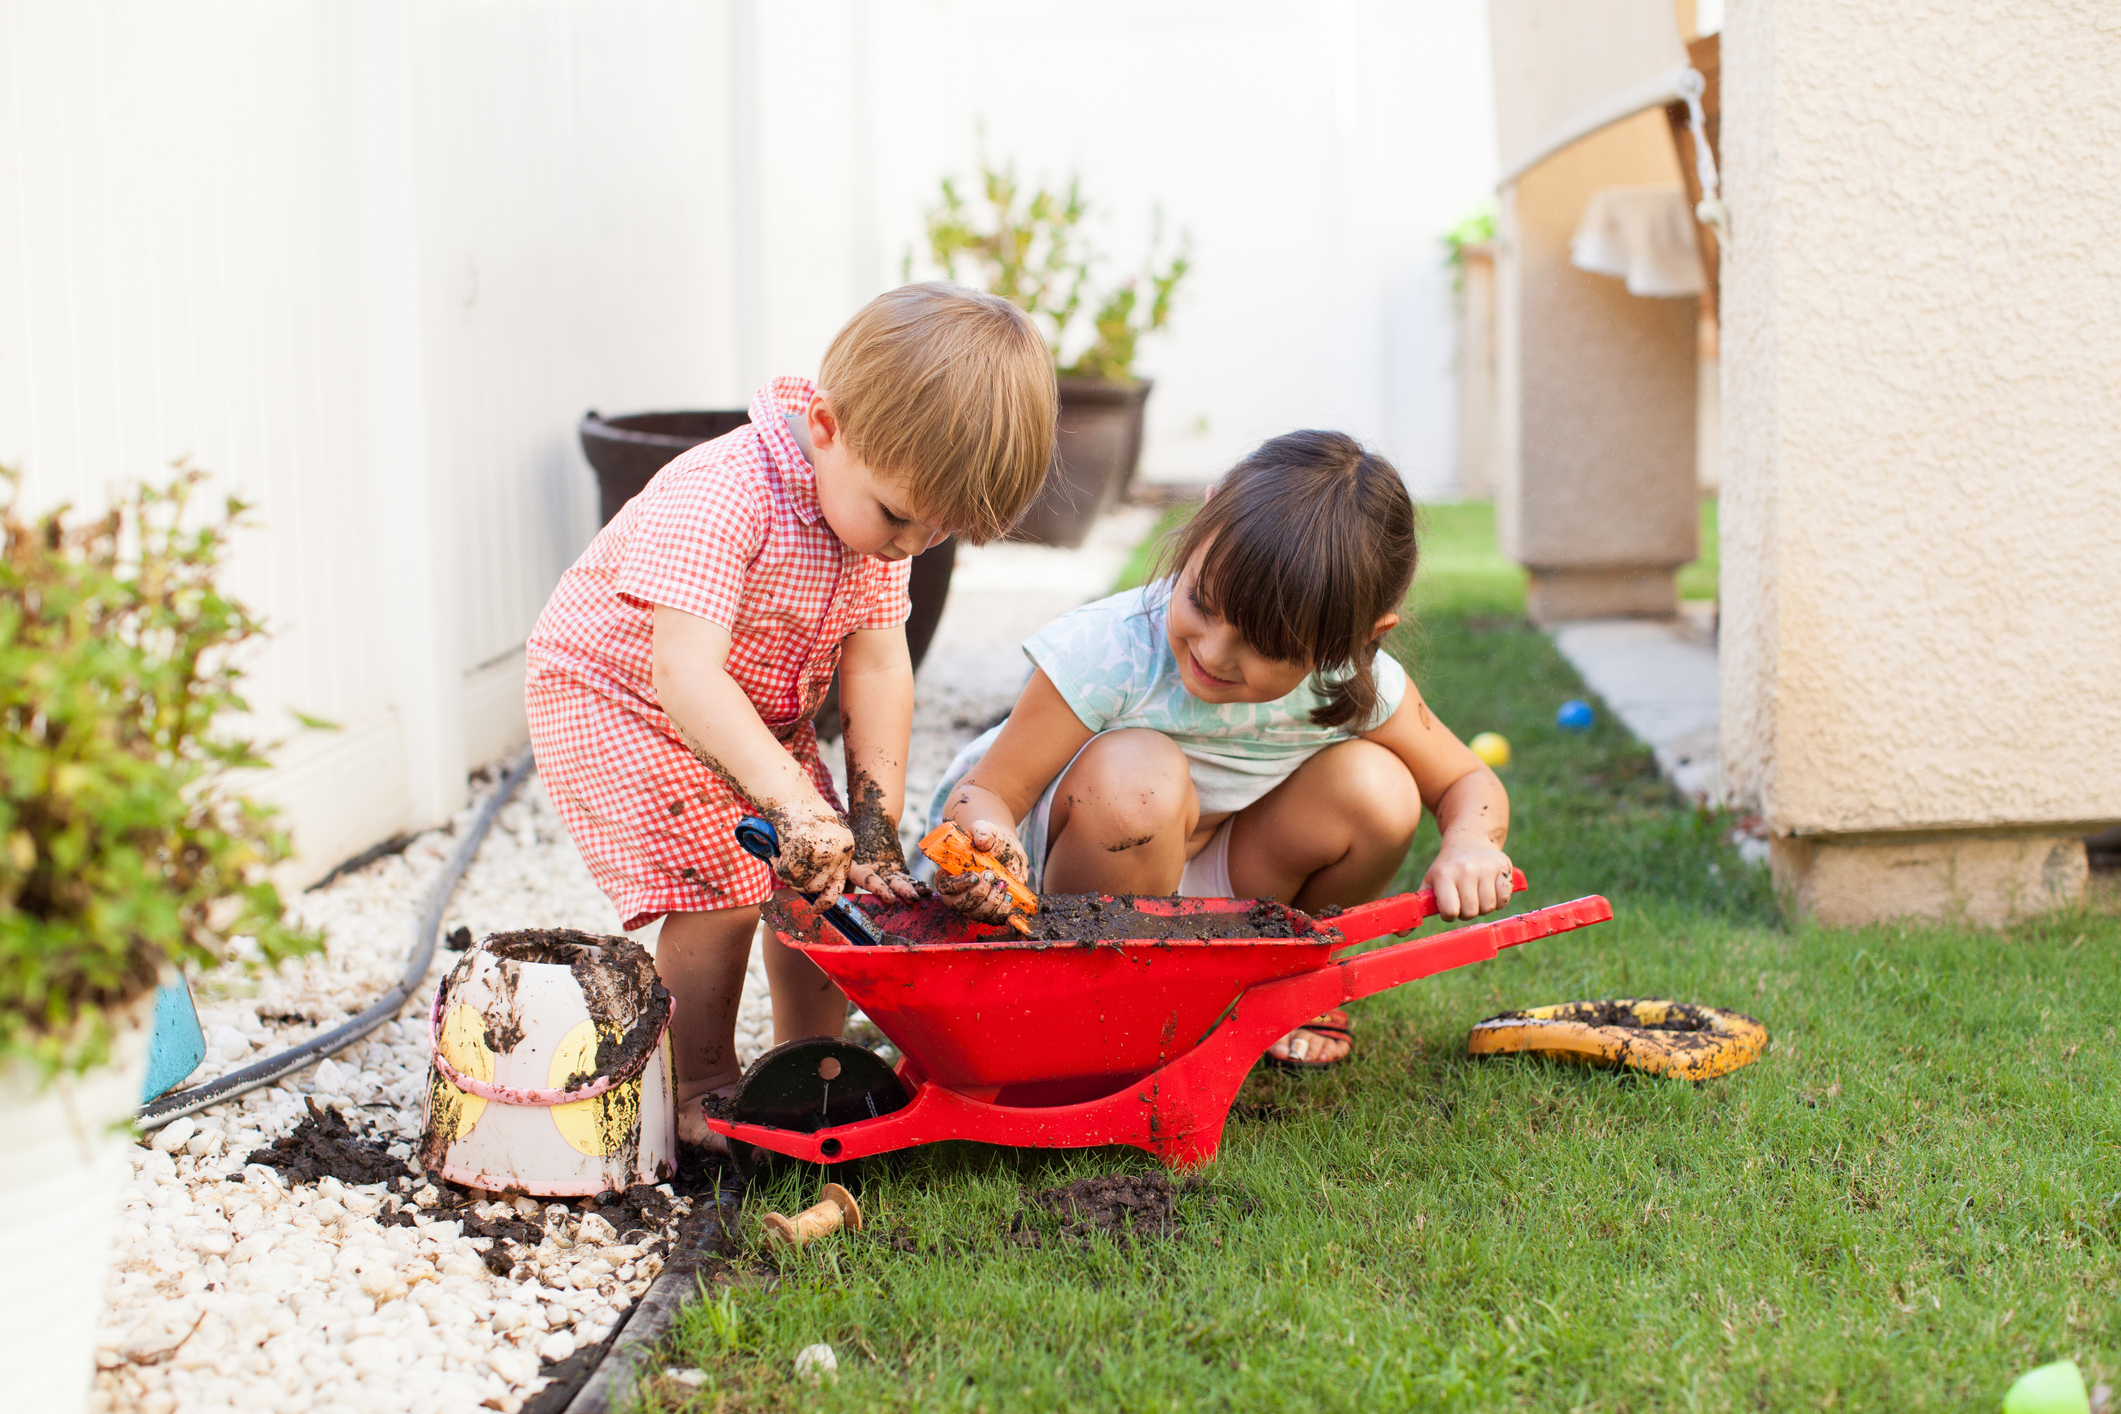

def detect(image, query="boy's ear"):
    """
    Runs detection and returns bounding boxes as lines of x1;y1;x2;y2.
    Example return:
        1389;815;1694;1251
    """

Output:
806;392;842;450
1368;612;1401;642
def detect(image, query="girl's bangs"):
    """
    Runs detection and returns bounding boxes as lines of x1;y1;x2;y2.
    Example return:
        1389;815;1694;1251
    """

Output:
1189;505;1360;670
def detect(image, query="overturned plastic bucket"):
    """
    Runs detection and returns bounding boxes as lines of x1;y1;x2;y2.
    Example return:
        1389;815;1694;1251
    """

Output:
421;930;676;1196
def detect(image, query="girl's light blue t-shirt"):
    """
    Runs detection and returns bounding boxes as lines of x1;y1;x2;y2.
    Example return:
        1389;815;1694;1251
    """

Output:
925;584;1407;858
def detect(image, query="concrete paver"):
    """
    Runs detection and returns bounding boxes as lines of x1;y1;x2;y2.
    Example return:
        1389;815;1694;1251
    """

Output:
1549;611;1723;806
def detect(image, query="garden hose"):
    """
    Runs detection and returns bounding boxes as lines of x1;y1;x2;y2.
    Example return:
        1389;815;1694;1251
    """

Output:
136;747;538;1131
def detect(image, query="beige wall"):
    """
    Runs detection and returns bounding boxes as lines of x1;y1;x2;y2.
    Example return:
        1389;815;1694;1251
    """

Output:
1454;246;1498;499
1718;0;2121;924
1495;109;1699;621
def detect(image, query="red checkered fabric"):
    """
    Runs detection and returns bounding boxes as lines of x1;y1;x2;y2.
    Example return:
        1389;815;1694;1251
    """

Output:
526;377;913;928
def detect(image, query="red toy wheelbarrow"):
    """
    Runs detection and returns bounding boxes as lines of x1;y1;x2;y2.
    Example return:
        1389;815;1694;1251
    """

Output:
707;869;1613;1171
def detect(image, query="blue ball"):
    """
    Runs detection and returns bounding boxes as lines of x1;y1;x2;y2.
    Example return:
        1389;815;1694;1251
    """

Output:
1556;699;1594;731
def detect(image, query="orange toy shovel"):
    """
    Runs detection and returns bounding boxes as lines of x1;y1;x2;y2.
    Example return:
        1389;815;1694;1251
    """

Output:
918;822;1037;936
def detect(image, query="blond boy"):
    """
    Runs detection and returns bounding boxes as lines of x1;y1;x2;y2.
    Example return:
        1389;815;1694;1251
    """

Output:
526;283;1055;1141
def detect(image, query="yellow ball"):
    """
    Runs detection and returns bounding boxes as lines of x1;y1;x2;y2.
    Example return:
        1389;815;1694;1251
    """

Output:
1470;731;1511;769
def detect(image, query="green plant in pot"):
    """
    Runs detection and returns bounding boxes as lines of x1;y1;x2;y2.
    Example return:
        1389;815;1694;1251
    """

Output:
0;466;319;1414
911;160;1190;547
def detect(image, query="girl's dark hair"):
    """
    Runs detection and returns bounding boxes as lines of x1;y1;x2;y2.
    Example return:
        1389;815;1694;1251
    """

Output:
1154;429;1416;729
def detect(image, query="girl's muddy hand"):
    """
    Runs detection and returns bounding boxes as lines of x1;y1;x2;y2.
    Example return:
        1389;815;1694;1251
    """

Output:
964;819;1032;884
935;820;1031;922
848;860;925;902
767;807;856;907
936;868;1018;923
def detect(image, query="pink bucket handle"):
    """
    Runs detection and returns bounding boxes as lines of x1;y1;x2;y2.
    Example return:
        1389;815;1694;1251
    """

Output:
427;987;668;1107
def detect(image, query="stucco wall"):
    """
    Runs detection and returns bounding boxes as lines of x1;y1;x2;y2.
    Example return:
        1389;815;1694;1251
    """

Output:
1494;109;1698;617
1719;0;2121;839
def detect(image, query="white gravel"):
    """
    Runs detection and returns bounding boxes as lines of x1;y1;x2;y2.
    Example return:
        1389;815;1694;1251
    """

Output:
92;506;1157;1414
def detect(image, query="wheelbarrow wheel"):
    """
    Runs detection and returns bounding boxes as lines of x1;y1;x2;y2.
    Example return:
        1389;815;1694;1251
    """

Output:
728;1036;910;1182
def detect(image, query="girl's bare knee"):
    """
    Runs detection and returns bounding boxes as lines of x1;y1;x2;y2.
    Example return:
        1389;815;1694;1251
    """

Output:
1062;730;1192;838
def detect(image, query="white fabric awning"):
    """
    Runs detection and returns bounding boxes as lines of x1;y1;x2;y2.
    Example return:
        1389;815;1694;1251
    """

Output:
1570;184;1705;297
1489;0;1690;185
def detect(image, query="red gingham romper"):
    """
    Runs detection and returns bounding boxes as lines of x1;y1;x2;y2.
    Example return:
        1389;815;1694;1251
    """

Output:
525;377;913;929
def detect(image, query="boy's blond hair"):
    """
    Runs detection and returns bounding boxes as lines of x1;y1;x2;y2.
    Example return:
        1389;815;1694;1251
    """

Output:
817;282;1056;544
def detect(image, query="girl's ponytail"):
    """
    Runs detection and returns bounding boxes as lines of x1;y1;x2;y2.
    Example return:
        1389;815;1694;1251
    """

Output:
1154;431;1416;729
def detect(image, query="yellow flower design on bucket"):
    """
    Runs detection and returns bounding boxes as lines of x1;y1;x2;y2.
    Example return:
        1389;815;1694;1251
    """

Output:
427;1004;493;1143
547;1021;641;1157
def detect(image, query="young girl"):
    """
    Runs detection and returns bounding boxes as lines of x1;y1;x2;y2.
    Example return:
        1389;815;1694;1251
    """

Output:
929;429;1515;1069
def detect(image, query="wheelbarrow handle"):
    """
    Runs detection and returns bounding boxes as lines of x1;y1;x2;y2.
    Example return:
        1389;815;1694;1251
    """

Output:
1326;868;1529;947
1340;892;1613;1002
733;815;886;947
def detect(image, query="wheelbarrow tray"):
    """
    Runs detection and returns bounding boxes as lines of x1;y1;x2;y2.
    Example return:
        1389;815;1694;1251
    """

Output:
801;896;1342;1106
711;880;1612;1169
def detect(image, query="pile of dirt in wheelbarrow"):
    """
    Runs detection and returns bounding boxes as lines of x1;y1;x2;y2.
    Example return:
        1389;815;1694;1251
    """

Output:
1019;895;1316;943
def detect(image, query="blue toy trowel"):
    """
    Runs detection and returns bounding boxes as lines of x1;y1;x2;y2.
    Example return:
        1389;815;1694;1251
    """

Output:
734;816;886;946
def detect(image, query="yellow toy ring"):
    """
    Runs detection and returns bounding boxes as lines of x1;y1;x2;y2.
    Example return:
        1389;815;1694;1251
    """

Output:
1467;999;1768;1080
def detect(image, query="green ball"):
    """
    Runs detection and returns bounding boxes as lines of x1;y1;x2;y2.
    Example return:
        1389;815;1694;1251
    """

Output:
2002;1360;2088;1414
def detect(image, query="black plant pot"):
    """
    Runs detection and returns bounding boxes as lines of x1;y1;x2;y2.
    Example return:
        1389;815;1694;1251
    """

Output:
1010;377;1153;548
577;411;957;732
580;410;752;528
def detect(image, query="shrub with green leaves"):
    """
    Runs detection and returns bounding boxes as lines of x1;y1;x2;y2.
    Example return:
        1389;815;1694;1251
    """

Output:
1;466;321;1080
908;159;1189;382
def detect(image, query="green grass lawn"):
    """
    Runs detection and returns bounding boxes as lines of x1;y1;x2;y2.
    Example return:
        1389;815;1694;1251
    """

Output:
638;506;2118;1413
1678;496;1719;602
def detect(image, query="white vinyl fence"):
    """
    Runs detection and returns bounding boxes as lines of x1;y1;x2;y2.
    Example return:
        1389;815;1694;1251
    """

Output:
2;0;1494;879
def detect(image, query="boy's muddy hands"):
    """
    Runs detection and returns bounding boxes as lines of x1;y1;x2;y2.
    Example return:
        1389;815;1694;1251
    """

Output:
847;859;925;903
934;820;1032;923
763;804;857;907
1424;834;1516;920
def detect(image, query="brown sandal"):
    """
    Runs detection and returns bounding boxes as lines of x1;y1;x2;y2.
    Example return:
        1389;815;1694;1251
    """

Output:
1264;1009;1353;1074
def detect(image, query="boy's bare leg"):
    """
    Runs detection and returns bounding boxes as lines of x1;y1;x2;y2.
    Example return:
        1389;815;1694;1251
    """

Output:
1043;729;1198;894
655;905;758;1145
1224;739;1422;1067
761;928;850;1046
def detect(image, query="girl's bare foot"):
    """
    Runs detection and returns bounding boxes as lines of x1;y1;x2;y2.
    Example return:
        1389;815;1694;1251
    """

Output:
676;1074;741;1150
1264;1009;1353;1072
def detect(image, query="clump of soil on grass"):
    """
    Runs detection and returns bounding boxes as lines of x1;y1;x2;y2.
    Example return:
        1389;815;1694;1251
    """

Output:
1229;1098;1289;1124
1019;894;1316;943
246;1099;411;1186
1008;1173;1203;1249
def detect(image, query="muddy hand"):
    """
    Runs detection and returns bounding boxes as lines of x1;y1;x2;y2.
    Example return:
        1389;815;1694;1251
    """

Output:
848;859;925;903
764;805;857;908
934;820;1030;923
